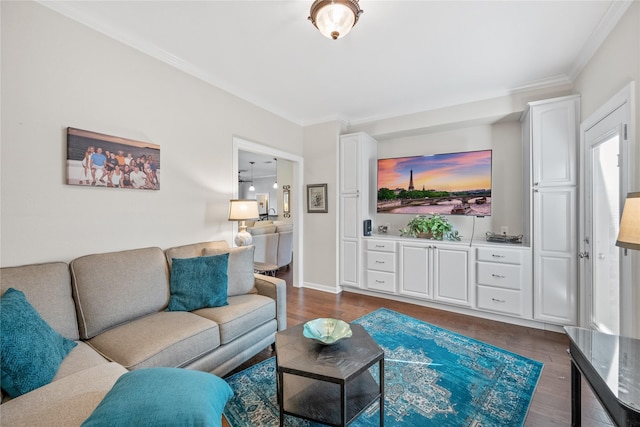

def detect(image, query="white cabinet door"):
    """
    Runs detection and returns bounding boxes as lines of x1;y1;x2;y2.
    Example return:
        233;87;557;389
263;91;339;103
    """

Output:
340;194;359;239
399;244;431;299
339;194;360;288
340;240;359;287
340;134;360;194
531;98;577;187
434;246;472;307
533;187;577;324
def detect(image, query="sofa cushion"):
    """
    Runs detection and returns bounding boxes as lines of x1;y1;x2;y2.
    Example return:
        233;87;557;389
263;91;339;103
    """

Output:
165;240;229;269
81;368;233;427
194;294;275;345
202;245;257;296
0;288;77;398
0;262;79;340
87;311;220;370
71;247;169;339
54;341;110;382
0;362;127;427
168;254;229;311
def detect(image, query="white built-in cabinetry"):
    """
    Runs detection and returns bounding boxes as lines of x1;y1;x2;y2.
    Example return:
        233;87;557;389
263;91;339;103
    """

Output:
360;235;534;322
339;133;377;289
337;95;579;329
522;95;579;325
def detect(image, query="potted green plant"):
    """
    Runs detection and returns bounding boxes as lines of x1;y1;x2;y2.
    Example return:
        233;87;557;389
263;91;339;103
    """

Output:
399;214;460;241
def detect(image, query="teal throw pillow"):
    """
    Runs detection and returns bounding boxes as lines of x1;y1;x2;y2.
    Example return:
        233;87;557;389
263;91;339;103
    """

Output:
0;288;77;397
167;254;229;311
81;368;233;427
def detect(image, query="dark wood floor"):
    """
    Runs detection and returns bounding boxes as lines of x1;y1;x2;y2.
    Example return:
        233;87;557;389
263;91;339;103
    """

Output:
223;266;613;427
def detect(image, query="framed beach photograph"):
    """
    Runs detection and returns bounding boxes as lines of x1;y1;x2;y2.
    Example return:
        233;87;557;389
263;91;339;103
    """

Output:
307;183;328;213
66;127;160;190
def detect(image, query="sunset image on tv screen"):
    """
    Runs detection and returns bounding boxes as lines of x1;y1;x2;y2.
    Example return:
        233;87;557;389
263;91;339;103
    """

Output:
377;150;492;216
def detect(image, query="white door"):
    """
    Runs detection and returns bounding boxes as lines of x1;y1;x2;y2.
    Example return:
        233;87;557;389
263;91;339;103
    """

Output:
580;83;633;336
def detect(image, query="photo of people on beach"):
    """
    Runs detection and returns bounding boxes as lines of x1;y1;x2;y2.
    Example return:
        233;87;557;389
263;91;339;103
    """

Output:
66;127;160;190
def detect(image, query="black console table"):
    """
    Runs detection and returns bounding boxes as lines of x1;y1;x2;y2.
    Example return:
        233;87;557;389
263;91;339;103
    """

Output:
565;327;640;426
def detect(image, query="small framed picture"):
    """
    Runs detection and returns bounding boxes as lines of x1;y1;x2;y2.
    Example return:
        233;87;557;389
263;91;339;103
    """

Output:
307;183;328;213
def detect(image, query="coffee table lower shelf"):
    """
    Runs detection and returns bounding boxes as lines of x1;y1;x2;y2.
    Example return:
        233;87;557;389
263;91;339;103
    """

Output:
281;370;381;426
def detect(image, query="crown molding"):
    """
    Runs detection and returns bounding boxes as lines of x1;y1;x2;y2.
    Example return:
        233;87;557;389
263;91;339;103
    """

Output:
36;1;306;126
36;0;633;129
567;0;634;81
509;74;573;94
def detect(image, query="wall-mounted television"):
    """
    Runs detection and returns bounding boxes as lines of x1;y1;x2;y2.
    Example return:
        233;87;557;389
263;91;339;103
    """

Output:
377;149;492;216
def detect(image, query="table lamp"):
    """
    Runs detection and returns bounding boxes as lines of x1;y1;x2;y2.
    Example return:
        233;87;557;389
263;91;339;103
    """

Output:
616;192;640;253
228;199;260;246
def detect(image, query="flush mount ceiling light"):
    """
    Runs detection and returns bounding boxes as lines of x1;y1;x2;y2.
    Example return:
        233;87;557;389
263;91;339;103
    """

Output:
308;0;363;40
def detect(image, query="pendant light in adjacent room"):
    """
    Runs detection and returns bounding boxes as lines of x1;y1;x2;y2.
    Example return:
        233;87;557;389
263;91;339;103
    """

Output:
273;158;278;189
249;161;255;192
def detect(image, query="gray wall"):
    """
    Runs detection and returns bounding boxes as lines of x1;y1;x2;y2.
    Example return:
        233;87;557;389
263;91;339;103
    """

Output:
1;1;302;266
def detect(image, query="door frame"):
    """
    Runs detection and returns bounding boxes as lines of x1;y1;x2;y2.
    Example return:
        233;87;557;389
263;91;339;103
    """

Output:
233;136;304;288
579;81;636;336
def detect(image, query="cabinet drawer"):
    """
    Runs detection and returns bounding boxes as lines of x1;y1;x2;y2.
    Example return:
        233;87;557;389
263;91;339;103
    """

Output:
477;262;522;290
366;270;396;293
477;286;523;316
367;251;395;272
477;247;522;265
367;240;396;252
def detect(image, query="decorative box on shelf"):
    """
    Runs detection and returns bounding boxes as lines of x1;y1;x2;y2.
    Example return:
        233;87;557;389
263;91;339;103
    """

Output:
485;232;523;244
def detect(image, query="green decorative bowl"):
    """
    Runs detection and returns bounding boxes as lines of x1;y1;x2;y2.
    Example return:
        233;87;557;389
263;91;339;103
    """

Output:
303;318;352;345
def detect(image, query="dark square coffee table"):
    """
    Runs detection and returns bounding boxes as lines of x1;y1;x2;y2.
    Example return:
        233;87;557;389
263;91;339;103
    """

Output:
275;322;384;426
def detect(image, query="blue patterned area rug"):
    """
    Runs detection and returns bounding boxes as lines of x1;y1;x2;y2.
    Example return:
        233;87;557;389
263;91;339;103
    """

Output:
224;308;543;427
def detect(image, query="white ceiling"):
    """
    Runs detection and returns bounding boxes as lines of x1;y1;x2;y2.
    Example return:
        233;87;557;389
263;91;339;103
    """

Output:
238;151;278;181
41;0;632;128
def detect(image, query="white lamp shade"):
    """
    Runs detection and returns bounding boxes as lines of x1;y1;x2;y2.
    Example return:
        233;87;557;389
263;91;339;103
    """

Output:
228;199;259;221
616;192;640;250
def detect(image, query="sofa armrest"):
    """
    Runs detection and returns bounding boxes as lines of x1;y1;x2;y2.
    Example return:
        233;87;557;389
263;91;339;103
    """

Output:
253;274;287;331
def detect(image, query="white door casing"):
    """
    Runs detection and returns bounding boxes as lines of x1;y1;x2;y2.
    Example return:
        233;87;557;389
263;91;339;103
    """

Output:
579;82;635;337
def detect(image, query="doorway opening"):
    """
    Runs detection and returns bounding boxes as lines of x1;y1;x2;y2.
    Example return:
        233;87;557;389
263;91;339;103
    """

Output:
587;132;621;333
232;137;304;288
580;82;635;337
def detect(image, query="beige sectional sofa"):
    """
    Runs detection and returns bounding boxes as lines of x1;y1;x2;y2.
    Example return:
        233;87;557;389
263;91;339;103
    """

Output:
0;240;286;426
